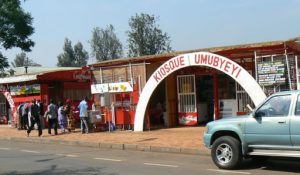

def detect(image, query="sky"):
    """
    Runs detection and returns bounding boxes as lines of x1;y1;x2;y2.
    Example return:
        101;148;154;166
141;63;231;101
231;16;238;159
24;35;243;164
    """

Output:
4;0;300;67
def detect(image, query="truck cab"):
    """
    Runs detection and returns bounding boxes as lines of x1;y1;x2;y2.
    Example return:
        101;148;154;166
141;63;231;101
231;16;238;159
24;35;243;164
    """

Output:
204;90;300;169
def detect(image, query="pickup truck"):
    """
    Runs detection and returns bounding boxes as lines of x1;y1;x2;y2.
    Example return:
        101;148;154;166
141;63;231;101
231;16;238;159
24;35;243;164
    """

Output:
204;90;300;169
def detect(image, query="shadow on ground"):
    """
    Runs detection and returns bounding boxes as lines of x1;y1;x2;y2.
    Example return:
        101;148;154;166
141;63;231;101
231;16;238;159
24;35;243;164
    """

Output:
238;157;300;173
2;165;117;175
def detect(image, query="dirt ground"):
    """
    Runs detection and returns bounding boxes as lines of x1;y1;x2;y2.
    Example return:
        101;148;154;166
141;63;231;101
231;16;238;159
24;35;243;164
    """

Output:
0;125;208;151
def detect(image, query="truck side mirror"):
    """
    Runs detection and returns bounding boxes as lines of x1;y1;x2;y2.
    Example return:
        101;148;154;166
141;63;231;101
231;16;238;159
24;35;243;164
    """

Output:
254;111;265;118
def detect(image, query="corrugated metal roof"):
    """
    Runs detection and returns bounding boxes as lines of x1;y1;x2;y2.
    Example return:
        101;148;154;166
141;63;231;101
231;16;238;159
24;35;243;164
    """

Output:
9;67;81;76
0;74;37;84
0;67;81;84
89;36;300;67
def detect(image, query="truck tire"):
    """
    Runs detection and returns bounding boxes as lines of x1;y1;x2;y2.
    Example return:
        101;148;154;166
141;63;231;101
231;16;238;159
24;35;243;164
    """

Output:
211;136;242;169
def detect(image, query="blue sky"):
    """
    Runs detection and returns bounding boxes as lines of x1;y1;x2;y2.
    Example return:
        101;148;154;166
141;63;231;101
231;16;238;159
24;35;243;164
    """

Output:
4;0;300;67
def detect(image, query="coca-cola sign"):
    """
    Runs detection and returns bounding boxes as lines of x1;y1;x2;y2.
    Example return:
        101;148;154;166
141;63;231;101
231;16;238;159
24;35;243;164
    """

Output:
73;70;91;81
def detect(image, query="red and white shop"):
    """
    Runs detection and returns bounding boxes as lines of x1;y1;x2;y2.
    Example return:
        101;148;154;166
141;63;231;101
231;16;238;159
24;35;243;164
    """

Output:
0;67;91;126
89;37;300;131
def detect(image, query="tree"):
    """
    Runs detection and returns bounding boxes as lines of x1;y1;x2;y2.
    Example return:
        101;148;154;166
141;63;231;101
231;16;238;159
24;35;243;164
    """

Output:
57;38;88;67
0;0;34;74
73;42;88;67
90;24;123;62
11;52;41;67
127;13;172;57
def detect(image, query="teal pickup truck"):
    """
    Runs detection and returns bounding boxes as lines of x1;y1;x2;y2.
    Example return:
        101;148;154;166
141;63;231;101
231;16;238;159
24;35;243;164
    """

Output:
204;90;300;169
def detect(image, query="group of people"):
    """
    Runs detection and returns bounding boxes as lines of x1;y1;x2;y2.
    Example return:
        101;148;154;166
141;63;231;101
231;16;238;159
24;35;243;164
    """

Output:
17;97;90;137
17;98;77;137
17;100;43;131
44;99;76;136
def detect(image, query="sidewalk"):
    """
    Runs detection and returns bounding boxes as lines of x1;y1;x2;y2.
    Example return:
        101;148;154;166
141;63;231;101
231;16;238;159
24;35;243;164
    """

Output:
0;125;210;155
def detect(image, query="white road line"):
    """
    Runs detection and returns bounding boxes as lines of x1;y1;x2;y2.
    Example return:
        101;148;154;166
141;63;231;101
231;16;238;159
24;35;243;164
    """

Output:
207;169;251;175
143;163;178;168
94;157;123;162
20;150;40;154
0;148;10;150
66;154;79;158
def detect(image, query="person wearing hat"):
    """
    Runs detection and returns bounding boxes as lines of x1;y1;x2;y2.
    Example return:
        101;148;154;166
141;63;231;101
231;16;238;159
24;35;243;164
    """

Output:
27;99;42;137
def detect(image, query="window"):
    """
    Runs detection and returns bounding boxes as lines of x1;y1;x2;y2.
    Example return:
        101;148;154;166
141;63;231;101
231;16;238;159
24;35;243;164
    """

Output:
256;95;291;117
295;95;300;116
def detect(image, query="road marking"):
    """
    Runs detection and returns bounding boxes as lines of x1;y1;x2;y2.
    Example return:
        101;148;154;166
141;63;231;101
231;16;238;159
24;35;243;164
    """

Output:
143;163;178;168
0;147;10;150
66;154;79;158
94;157;123;162
20;150;40;154
55;154;78;157
207;169;251;175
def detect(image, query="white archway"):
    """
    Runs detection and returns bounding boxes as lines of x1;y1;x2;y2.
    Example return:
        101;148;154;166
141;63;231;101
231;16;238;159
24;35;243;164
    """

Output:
134;52;266;131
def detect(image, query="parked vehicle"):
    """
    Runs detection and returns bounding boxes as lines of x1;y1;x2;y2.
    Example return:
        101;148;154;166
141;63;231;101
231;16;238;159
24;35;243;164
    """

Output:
204;90;300;169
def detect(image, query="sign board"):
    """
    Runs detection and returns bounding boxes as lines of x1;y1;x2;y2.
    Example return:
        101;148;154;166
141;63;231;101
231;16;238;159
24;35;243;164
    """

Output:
134;52;267;132
258;61;286;86
10;84;40;96
91;82;133;94
73;70;91;81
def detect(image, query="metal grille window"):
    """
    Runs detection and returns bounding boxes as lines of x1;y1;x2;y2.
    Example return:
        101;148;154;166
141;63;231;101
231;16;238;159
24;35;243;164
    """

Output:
177;75;197;112
236;83;253;112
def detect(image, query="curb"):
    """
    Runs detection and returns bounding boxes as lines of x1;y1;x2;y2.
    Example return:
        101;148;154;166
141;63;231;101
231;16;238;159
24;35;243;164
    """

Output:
0;136;210;156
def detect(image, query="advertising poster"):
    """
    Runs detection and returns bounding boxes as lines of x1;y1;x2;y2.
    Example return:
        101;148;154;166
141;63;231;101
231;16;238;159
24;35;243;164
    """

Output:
178;112;198;126
10;84;40;96
257;61;286;86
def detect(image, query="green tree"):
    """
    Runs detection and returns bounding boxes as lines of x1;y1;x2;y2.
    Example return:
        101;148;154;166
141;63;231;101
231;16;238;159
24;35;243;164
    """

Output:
11;52;41;67
57;38;88;67
0;0;34;74
74;42;88;67
90;24;123;62
127;13;172;57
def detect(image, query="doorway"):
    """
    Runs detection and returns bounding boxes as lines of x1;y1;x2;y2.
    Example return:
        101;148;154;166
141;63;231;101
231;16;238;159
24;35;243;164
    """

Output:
196;75;214;124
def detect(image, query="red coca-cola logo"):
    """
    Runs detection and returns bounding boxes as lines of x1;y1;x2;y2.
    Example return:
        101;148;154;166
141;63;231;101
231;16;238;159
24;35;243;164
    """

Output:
73;70;91;80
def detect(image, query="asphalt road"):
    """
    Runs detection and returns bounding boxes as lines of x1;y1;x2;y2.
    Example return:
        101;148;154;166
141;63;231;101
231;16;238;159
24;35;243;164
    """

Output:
0;140;300;175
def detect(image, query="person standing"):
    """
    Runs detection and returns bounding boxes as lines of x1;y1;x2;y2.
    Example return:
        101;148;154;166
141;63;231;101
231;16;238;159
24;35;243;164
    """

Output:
65;99;75;132
27;99;42;137
78;97;89;134
37;100;45;129
58;101;67;133
46;99;58;135
21;103;29;130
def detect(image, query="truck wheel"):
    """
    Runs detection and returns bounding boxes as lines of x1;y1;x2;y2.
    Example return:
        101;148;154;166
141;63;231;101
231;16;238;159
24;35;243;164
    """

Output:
211;136;242;169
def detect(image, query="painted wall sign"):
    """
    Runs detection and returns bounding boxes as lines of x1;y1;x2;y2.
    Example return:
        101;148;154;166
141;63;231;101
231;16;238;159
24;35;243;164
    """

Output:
91;82;133;94
10;84;40;96
134;52;267;132
3;91;14;109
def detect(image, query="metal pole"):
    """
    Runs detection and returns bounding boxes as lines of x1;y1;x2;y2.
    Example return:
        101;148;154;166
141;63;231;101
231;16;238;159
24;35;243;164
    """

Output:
129;63;133;86
100;67;103;83
254;51;258;81
285;49;292;90
296;55;299;90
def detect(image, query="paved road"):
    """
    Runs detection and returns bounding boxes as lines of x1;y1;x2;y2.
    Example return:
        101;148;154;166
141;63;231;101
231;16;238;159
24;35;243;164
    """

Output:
0;140;300;175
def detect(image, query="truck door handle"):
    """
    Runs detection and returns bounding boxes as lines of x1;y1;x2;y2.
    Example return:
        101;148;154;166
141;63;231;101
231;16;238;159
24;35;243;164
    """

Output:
278;121;286;124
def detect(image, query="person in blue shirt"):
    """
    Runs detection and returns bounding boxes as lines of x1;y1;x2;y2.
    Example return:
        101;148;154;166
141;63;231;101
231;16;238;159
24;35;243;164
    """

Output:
78;96;89;134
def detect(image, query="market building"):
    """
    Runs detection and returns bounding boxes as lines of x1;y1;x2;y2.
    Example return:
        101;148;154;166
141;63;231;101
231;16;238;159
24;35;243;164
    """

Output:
0;67;91;126
89;37;300;131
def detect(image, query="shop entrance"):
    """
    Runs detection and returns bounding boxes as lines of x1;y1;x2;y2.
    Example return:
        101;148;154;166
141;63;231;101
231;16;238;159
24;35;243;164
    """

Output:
176;73;236;126
134;52;266;132
196;75;214;124
176;74;215;126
